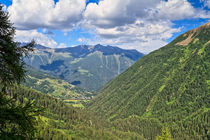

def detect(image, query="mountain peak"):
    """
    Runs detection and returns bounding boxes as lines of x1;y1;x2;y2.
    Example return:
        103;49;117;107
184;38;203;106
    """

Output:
199;22;210;28
191;22;210;33
176;22;209;46
25;43;144;91
53;44;143;60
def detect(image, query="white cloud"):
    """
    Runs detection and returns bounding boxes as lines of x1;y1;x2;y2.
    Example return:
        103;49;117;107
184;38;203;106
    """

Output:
206;0;210;8
154;0;196;20
153;0;210;20
84;0;209;28
7;0;210;52
8;0;86;30
119;39;168;54
15;30;59;48
84;0;161;28
82;0;209;53
90;20;181;54
201;0;210;8
77;38;84;42
57;43;67;48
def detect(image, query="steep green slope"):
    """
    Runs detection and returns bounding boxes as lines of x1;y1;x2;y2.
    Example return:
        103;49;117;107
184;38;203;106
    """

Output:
6;85;144;139
88;23;210;139
22;66;93;107
24;44;144;91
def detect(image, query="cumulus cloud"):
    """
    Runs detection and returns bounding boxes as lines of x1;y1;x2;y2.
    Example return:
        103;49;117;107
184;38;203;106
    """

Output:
7;0;210;53
8;0;86;30
15;30;59;48
154;0;196;20
153;0;210;20
90;20;181;53
96;20;177;39
82;0;209;53
84;0;161;28
84;0;209;28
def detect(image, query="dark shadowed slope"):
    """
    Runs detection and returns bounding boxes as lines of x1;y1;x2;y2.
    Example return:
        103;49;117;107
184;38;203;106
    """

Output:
24;44;144;91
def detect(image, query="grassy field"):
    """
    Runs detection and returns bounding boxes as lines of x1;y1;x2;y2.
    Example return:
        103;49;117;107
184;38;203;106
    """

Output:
64;99;90;108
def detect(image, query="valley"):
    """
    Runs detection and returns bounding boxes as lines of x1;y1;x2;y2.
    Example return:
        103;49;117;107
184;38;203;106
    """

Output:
22;45;144;108
20;23;209;139
0;2;209;139
23;66;93;108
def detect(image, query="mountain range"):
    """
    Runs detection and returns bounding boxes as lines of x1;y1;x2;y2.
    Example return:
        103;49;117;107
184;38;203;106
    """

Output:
12;23;210;139
24;44;144;91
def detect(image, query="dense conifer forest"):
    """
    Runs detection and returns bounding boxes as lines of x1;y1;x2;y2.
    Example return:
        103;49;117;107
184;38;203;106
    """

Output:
88;23;210;140
0;2;209;140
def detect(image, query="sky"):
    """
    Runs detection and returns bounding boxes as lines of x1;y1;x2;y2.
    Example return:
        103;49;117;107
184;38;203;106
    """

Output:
0;0;209;54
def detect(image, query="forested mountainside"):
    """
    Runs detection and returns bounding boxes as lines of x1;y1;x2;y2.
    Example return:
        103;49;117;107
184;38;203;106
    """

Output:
5;85;144;139
88;23;210;139
4;3;210;140
22;66;93;107
24;44;144;91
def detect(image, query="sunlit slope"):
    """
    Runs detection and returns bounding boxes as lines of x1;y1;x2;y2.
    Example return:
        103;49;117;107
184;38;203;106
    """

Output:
88;23;210;120
23;66;93;100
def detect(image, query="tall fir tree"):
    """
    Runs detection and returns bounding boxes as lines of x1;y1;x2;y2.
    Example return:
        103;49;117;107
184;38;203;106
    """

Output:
0;4;34;88
0;3;41;139
155;127;173;140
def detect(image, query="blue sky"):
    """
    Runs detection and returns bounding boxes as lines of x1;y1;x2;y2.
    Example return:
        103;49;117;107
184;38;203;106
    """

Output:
1;0;209;53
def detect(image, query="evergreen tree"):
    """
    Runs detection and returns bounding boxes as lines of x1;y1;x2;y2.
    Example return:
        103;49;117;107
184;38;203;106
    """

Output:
155;127;173;140
0;3;40;139
0;4;34;88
